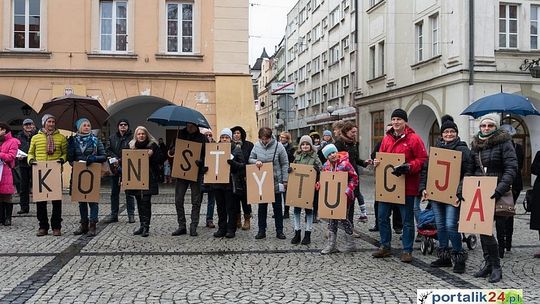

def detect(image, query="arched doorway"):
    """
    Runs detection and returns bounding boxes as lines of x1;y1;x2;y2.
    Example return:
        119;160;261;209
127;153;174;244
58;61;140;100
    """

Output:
408;104;437;149
501;115;531;186
0;95;39;132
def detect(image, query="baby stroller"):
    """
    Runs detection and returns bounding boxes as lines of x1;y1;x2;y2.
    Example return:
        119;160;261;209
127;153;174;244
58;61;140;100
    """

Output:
417;204;478;255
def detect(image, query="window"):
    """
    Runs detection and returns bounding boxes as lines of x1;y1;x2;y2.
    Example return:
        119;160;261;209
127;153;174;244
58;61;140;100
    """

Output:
298;66;306;82
415;21;423;62
322;85;328;101
499;4;518;48
329;6;340;28
369;45;376;79
13;0;41;49
312;0;321;10
532;5;539;49
341;75;349;88
342;0;350;10
329;80;340;99
298;94;307;110
371;111;385;151
330;43;340;64
312;56;320;74
322;51;327;62
322;17;328;28
167;2;194;53
378;40;385;76
430;13;439;56
342;36;349;53
313;23;322;41
299;8;307;24
312;88;320;104
306;62;311;75
100;0;128;52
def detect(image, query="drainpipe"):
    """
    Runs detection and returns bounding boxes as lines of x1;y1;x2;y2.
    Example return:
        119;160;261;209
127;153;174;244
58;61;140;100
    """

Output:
468;0;475;143
353;0;359;123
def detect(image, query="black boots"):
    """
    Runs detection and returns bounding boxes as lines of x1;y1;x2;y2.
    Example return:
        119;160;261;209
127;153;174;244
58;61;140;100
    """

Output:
301;231;311;245
88;221;97;237
430;248;452;267
0;203;13;226
451;251;467;274
474;243;502;283
74;221;89;235
474;242;491;278
291;230;301;244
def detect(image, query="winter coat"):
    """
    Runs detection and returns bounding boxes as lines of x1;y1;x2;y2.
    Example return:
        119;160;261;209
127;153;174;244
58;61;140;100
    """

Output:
231;126;254;163
512;141;524;192
321;151;358;204
67;134;106;164
0;133;21;195
529;151;540;231
126;142;164;196
379;126;428;196
282;142;295;164
209;143;245;193
335;138;367;174
467;129;517;197
27;129;68;163
293;149;322;169
249;138;289;192
418;137;474;198
16;129;36;168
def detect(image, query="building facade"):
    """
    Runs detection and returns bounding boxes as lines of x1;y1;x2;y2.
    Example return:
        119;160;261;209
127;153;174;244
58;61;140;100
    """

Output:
0;0;256;144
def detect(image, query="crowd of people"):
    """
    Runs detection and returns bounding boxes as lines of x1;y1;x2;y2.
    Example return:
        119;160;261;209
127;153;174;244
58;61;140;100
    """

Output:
0;108;539;285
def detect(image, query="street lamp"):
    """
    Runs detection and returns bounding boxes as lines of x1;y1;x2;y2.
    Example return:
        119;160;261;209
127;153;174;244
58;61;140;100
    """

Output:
519;58;540;78
327;105;340;120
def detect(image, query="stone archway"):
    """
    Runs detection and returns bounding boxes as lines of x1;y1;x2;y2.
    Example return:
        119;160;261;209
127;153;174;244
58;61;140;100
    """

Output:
407;104;437;149
0;94;39;132
502;115;532;186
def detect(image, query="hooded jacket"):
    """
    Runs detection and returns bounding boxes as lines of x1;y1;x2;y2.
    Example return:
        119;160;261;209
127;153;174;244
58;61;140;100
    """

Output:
249;137;289;191
0;132;21;195
379;125;428;196
231;126;254;164
321;151;358;203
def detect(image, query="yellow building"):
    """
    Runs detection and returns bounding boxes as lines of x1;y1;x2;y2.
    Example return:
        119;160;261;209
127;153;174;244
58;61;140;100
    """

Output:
0;0;256;144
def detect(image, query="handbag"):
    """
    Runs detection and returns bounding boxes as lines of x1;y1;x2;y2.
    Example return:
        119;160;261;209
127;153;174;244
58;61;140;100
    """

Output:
478;152;515;217
101;161;112;177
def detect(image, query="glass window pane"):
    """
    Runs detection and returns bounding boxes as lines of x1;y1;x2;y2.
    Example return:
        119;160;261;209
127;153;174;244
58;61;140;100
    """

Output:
531;37;538;49
183;5;192;21
510;34;517;47
499;5;506;18
499;20;506;32
168;4;178;20
116;19;126;34
14;32;25;48
509;5;517;18
29;16;40;31
182;21;192;36
168;21;177;36
116;2;127;18
532;22;537;35
14;0;25;15
101;34;111;50
29;32;40;48
116;35;126;51
182;37;192;52
168;37;177;52
100;1;112;18
29;0;40;15
101;19;112;34
499;34;506;47
14;16;26;31
510;20;517;33
533;6;538;20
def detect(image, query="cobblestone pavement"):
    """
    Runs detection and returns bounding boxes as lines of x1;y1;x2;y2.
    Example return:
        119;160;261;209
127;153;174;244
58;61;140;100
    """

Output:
0;175;538;303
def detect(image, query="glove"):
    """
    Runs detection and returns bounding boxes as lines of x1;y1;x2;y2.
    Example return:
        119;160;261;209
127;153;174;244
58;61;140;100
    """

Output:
202;166;209;174
30;160;37;166
195;160;203;168
456;193;464;202
57;159;65;164
391;163;410;177
227;159;234;165
490;191;502;201
86;155;97;164
287;167;293;173
313;164;320;172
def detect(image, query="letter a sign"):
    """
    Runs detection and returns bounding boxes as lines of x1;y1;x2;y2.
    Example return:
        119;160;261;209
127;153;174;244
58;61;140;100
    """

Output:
375;152;405;204
458;176;496;235
318;171;347;219
246;163;275;204
32;161;63;202
204;143;231;184
71;162;101;202
122;150;149;190
171;139;202;182
426;147;462;205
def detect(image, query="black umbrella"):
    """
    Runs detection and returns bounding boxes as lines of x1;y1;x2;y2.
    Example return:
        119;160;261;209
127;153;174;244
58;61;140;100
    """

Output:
38;94;109;131
461;92;540;118
147;105;210;128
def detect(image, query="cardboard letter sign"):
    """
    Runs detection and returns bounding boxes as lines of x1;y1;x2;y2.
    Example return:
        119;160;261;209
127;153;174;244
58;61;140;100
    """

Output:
204;143;231;184
171;139;202;182
246;163;275;204
375;152;405;204
122;150;149;190
32;161;62;202
71;162;101;202
458;176;496;236
426;147;462;206
318;171;348;219
285;164;317;209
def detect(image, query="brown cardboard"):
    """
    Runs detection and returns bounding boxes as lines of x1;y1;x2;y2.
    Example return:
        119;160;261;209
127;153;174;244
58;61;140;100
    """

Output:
171;139;202;182
375;152;406;204
122;150;149;190
32;161;63;202
425;147;462;206
204;143;231;184
458;176;497;236
71;162;102;202
318;171;348;219
285;164;317;209
246;163;275;204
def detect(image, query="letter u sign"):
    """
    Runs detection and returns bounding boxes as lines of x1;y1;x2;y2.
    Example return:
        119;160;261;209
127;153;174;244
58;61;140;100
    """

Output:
318;171;347;219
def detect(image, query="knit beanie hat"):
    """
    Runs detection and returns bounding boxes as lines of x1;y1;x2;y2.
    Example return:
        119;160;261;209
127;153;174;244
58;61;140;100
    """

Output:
440;115;458;134
299;135;314;150
479;113;500;128
75;117;90;132
322;144;338;159
117;118;129;127
323;130;332;137
41;114;56;126
220;128;232;139
391;108;408;122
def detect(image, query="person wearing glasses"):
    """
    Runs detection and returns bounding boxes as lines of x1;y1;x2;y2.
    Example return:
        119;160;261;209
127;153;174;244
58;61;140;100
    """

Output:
103;119;135;224
201;128;217;228
16;118;37;214
467;113;517;283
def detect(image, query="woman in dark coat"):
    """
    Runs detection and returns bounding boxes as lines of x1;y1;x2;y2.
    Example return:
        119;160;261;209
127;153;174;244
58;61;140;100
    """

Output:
127;126;163;237
530;150;540;258
467;113;517;283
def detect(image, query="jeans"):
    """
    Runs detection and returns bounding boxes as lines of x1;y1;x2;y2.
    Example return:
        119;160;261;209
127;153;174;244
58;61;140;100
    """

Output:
293;207;313;231
79;202;99;222
378;196;415;252
214;188;239;233
413;196;422;225
110;175;135;217
257;193;284;233
373;201;402;229
205;191;216;222
36;200;62;230
19;166;31;211
174;179;202;229
431;201;462;251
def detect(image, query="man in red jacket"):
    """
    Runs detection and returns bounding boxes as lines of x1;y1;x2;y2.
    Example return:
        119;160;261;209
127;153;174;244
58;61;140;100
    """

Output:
372;108;427;263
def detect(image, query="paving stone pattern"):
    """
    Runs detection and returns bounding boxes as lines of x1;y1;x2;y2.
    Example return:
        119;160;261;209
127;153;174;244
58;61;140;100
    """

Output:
0;175;538;303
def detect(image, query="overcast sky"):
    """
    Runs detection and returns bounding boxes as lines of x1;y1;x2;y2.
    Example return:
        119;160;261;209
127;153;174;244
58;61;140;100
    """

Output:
249;0;295;66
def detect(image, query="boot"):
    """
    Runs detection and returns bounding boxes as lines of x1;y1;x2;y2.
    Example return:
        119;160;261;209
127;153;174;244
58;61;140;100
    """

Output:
236;214;242;229
283;206;290;219
74;221;89;235
241;214;251;230
498;245;505;258
451;250;467;274
506;236;512;252
473;242;491;278
87;221;97;237
301;231;311;245
430;248;452;267
133;225;144;235
4;203;13;226
291;230;301;244
488;244;502;283
321;231;338;254
341;233;356;253
141;225;149;237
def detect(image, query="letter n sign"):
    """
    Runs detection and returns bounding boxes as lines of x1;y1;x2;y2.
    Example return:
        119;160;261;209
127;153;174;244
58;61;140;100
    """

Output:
318;171;347;219
71;162;101;202
32;161;63;202
458;176;496;236
426;147;462;205
122;150;149;190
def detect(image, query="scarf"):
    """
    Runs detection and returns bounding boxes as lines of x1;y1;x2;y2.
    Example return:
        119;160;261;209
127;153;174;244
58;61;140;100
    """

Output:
478;129;497;140
135;139;150;149
42;128;55;155
76;132;97;154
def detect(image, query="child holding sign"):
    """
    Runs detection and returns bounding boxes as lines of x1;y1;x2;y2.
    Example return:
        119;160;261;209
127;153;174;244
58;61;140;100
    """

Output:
319;144;358;254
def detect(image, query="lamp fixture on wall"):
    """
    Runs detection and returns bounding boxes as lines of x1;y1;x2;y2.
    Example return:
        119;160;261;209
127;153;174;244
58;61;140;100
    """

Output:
327;105;340;120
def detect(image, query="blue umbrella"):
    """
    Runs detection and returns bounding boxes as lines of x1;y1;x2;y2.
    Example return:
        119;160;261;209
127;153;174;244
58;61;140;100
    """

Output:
461;92;540;118
147;105;210;128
